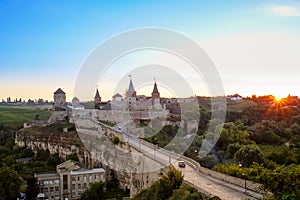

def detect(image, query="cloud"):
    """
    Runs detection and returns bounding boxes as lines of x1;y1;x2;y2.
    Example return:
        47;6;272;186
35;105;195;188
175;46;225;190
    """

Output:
270;6;300;17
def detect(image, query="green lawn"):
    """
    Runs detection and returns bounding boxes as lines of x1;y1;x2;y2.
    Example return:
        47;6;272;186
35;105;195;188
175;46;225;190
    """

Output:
0;105;53;127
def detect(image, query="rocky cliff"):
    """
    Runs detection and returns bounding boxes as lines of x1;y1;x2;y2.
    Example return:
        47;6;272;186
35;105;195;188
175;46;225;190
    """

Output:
15;118;166;196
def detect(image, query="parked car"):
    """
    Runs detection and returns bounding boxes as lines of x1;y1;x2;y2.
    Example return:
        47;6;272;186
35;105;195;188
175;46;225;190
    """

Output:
178;161;185;168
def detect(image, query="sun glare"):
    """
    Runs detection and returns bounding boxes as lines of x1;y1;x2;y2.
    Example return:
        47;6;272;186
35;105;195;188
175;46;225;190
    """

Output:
274;96;283;102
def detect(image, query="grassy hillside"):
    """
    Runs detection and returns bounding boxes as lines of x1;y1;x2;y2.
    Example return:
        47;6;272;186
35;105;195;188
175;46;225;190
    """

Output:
0;105;52;127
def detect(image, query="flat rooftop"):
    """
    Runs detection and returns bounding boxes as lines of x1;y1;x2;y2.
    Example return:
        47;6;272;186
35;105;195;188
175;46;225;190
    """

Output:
35;172;59;178
70;168;105;175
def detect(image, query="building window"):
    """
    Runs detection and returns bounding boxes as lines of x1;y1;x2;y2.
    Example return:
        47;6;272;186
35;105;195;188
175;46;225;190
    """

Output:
72;184;75;190
44;181;49;185
78;176;80;181
50;187;54;192
71;177;75;182
44;187;48;193
84;176;87;182
63;175;68;190
83;183;87;188
78;183;81;189
89;175;92;181
55;186;59;192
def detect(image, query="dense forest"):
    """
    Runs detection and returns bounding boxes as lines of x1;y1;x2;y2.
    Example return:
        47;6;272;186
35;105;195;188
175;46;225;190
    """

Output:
1;99;300;199
146;98;300;200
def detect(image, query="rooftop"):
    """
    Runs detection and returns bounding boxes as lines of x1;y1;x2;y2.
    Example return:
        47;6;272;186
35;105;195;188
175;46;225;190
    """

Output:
95;88;101;99
54;88;65;95
35;172;59;178
70;168;105;175
57;160;85;171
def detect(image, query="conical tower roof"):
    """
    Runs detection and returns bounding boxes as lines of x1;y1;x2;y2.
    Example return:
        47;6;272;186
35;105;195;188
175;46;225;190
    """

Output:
152;81;159;94
152;80;160;97
95;88;101;99
128;78;136;94
54;88;65;95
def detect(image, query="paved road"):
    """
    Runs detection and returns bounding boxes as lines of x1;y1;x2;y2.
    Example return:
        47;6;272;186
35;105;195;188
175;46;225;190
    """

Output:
121;130;262;200
76;117;263;200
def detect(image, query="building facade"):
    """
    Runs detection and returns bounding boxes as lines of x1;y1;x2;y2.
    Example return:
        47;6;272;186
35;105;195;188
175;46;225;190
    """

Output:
35;160;106;200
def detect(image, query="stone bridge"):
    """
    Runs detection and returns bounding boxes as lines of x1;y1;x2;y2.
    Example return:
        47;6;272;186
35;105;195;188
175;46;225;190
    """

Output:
72;116;266;200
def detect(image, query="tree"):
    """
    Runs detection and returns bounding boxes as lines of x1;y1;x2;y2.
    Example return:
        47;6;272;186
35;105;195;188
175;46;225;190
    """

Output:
36;149;50;161
80;182;105;200
47;153;61;167
249;120;286;145
154;166;183;199
5;138;15;150
112;136;120;145
132;166;184;200
226;143;241;159
34;114;40;120
66;153;79;161
0;167;23;200
257;164;300;199
168;185;202;200
199;154;219;168
234;145;264;167
24;175;39;200
19;147;34;158
2;155;16;167
291;123;300;136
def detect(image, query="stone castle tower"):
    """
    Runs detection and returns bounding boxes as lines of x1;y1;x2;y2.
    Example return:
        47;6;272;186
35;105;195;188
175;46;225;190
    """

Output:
94;88;102;109
126;77;137;110
53;88;66;111
151;80;161;109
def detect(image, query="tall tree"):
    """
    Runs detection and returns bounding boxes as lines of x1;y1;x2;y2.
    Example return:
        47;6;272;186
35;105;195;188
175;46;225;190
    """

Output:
24;176;39;200
79;182;105;200
234;145;265;167
0;167;23;200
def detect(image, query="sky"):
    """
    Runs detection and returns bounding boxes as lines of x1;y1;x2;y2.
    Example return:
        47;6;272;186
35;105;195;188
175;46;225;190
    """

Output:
1;0;300;101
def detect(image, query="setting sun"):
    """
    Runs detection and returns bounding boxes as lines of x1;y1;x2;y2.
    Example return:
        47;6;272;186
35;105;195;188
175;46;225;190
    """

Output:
274;96;283;102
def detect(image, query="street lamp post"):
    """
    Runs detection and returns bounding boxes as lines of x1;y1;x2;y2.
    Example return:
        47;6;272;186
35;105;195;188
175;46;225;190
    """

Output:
239;163;247;194
138;153;145;192
244;175;247;193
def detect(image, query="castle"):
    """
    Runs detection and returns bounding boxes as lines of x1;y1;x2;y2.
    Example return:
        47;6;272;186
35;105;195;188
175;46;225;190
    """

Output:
53;78;169;127
94;77;163;111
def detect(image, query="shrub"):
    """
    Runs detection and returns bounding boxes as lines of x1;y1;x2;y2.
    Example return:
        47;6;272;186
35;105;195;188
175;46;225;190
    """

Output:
112;136;120;145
